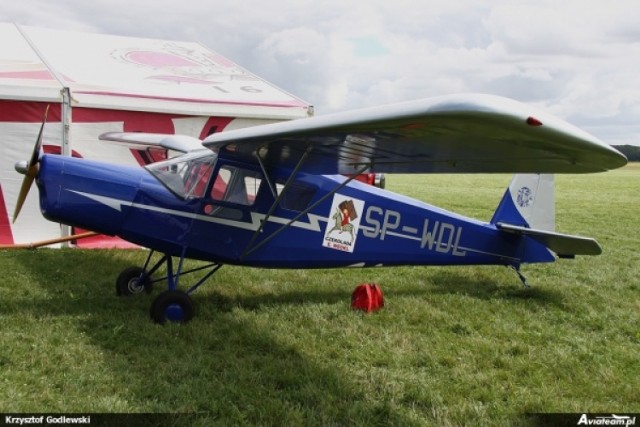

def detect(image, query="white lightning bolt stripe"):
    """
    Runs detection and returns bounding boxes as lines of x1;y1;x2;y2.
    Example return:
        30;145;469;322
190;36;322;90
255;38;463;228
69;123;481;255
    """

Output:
68;190;326;232
69;190;128;212
69;190;523;261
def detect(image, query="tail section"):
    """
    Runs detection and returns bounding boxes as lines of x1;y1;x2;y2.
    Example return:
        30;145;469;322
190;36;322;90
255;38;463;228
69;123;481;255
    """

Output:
491;174;554;231
492;174;601;259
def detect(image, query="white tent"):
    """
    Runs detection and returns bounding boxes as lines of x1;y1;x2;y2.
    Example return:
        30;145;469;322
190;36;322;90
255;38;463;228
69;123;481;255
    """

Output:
0;23;311;247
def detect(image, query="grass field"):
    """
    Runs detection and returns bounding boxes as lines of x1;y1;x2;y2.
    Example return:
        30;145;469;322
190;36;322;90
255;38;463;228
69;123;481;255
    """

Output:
1;165;638;426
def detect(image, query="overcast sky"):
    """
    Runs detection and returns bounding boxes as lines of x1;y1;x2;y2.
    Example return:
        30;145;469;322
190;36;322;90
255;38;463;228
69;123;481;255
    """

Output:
3;0;639;145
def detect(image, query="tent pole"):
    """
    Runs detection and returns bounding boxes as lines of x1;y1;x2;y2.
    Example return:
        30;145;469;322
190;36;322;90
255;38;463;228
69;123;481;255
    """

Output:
60;87;73;244
16;24;74;244
62;87;72;157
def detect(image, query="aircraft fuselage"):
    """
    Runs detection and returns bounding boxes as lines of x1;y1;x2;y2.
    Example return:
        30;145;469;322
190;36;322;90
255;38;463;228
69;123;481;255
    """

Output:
36;153;554;269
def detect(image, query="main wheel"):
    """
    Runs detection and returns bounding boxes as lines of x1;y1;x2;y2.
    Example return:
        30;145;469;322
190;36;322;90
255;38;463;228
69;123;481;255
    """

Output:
150;290;195;324
116;266;152;296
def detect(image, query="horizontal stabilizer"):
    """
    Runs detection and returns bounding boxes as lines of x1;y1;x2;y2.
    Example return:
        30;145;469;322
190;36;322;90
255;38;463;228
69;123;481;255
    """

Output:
496;222;602;256
99;132;204;153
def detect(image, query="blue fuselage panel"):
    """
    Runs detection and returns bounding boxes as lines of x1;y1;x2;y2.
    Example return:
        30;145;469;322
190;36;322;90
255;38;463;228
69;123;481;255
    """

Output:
36;154;554;268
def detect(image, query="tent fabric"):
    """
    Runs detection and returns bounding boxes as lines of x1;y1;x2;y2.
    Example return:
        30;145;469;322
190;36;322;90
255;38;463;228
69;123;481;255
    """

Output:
0;23;311;247
0;24;311;117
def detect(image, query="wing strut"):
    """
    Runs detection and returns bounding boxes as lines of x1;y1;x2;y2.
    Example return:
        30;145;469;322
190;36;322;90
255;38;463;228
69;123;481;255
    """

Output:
254;144;280;199
240;163;370;259
241;144;314;258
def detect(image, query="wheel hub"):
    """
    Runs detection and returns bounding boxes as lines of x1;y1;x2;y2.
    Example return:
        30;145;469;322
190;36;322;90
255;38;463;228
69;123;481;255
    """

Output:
165;304;185;322
128;278;144;294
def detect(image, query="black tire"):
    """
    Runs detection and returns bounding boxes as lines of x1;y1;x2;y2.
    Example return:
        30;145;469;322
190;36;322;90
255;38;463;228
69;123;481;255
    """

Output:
116;266;152;296
150;290;195;324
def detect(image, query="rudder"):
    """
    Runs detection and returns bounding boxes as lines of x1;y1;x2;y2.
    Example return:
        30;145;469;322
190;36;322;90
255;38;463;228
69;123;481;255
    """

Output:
492;174;601;258
490;174;554;231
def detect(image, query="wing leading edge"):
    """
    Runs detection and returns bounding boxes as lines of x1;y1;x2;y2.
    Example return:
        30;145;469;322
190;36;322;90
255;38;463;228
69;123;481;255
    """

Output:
99;132;204;154
203;93;627;175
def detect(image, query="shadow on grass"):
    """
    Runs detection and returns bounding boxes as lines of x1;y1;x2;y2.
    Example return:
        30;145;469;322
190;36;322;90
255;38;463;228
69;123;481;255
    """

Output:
6;249;569;423
7;249;418;424
204;288;354;312
426;267;567;308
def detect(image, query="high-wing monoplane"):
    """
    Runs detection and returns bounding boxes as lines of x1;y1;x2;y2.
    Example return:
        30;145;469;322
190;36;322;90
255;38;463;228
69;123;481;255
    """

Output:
13;94;627;323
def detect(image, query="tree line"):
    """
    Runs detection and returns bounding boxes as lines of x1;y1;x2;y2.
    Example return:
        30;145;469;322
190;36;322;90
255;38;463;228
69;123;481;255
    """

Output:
613;145;640;162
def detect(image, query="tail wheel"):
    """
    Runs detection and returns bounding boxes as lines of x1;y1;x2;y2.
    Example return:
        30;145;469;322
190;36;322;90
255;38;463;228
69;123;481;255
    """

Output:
150;290;195;324
116;266;152;296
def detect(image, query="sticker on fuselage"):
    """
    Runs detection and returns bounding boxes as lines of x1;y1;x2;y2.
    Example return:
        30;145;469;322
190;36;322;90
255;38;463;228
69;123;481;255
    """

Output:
322;195;365;253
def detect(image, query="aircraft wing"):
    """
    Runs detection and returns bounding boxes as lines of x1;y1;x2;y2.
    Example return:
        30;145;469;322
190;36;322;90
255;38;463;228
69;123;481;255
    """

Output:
99;132;204;154
202;93;627;174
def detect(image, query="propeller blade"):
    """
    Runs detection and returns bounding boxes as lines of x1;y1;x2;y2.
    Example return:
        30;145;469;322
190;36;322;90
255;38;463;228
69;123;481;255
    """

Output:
30;105;49;166
12;106;49;223
12;167;37;223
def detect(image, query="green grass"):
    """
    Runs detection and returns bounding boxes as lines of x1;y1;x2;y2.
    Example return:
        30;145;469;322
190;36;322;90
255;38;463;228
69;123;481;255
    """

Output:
1;166;638;426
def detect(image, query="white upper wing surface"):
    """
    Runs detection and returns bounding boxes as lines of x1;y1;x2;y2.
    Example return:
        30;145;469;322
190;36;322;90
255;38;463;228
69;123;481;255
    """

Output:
203;94;627;174
99;132;204;154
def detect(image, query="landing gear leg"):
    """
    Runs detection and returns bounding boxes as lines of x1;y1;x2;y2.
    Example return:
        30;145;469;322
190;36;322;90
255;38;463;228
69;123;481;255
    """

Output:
115;249;223;323
145;250;223;324
510;265;530;287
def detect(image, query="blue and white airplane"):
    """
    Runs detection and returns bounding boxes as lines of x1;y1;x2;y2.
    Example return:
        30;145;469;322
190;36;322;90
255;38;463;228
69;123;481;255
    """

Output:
13;94;627;323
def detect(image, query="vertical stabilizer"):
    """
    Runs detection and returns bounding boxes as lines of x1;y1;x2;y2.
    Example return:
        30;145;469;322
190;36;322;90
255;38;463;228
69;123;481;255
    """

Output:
491;174;554;231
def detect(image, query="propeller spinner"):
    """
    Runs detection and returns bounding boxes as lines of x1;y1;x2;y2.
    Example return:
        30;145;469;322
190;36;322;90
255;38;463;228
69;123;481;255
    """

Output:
13;105;49;223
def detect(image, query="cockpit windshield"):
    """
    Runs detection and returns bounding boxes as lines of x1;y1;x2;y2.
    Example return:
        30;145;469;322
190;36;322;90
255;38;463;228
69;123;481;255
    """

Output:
146;150;217;199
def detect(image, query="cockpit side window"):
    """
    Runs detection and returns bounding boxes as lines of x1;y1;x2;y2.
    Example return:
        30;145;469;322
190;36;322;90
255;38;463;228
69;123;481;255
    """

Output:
185;161;216;199
275;180;316;212
146;151;217;199
210;165;262;206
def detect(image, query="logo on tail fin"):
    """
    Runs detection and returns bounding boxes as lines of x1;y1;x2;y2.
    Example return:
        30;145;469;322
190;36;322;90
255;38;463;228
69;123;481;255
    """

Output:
491;174;555;232
517;186;534;208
